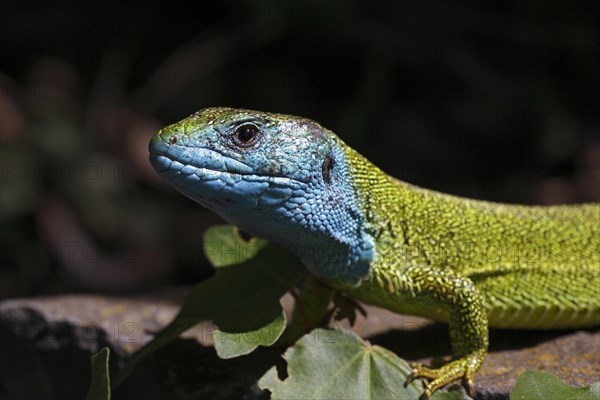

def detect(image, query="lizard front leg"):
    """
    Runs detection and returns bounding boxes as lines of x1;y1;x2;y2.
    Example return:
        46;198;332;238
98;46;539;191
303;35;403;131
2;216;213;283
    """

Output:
380;265;489;399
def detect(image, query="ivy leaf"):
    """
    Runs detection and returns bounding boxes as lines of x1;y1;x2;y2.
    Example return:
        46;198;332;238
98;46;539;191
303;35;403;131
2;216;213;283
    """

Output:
85;347;111;400
258;328;469;400
214;310;286;359
202;225;268;267
510;370;600;400
113;225;305;387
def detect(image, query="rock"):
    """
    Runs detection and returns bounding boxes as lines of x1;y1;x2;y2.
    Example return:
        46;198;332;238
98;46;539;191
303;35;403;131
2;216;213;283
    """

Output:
1;291;598;400
0;290;188;400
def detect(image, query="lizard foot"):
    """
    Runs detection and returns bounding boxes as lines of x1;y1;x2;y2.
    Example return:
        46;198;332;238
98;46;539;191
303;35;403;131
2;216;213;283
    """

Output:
404;353;482;399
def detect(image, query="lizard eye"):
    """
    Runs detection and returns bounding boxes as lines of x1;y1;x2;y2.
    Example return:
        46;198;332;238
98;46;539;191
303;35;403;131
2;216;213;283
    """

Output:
233;124;260;147
322;153;334;184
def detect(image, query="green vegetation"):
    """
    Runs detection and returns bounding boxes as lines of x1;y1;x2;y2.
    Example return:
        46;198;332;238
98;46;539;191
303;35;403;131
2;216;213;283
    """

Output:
86;225;596;400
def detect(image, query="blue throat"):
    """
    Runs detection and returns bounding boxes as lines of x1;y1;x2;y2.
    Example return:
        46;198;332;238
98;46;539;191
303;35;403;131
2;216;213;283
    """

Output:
150;138;375;286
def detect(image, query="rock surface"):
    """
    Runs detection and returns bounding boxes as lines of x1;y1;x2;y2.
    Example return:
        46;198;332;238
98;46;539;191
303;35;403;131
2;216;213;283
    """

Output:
1;290;598;400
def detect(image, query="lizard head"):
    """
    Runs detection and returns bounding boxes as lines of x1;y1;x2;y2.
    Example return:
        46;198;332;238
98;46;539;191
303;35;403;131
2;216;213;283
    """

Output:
149;107;374;285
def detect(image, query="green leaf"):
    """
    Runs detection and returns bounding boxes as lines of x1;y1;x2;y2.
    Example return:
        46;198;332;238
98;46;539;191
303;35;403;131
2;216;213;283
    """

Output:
510;370;600;400
85;347;111;400
203;225;267;267
214;310;286;359
113;225;305;387
432;385;472;400
258;328;469;400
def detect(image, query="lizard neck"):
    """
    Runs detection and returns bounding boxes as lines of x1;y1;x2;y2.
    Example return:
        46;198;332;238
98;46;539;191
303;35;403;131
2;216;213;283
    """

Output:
276;141;376;287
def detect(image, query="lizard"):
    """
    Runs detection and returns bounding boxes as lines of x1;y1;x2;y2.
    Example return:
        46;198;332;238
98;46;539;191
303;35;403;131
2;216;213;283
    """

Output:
148;107;600;399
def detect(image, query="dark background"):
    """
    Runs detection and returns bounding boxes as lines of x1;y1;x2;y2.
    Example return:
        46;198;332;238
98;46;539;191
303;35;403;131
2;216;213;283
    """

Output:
1;0;599;299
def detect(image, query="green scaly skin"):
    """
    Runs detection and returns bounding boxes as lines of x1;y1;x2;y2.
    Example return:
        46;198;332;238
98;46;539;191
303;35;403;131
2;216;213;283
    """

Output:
341;146;599;396
149;108;600;399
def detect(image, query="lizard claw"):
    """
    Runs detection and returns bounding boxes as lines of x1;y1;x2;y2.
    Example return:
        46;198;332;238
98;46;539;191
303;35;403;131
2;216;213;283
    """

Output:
404;362;429;387
462;377;476;398
404;368;417;388
404;354;483;399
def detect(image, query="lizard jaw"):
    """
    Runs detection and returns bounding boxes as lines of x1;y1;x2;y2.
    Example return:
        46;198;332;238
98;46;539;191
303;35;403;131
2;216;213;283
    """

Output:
149;152;307;186
148;134;313;185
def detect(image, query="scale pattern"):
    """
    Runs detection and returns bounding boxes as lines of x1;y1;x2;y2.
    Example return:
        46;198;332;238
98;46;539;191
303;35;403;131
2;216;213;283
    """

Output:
149;107;600;398
341;145;600;329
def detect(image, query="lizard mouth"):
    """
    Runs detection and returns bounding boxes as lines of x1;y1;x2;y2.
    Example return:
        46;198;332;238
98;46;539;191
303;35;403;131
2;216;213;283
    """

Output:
149;147;312;185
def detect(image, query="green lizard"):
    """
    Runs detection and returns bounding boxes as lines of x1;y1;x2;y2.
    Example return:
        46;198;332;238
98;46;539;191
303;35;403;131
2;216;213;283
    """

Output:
149;107;600;398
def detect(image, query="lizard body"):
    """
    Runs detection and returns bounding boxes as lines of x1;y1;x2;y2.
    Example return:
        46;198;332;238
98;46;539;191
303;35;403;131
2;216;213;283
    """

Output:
149;107;600;398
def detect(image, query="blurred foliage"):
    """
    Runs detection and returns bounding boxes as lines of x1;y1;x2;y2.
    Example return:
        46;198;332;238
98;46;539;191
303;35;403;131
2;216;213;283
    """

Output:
113;225;303;387
0;0;598;299
510;370;600;400
86;348;111;400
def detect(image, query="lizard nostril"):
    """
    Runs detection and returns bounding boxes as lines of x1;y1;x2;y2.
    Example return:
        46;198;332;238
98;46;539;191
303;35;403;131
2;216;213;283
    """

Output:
169;136;178;144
